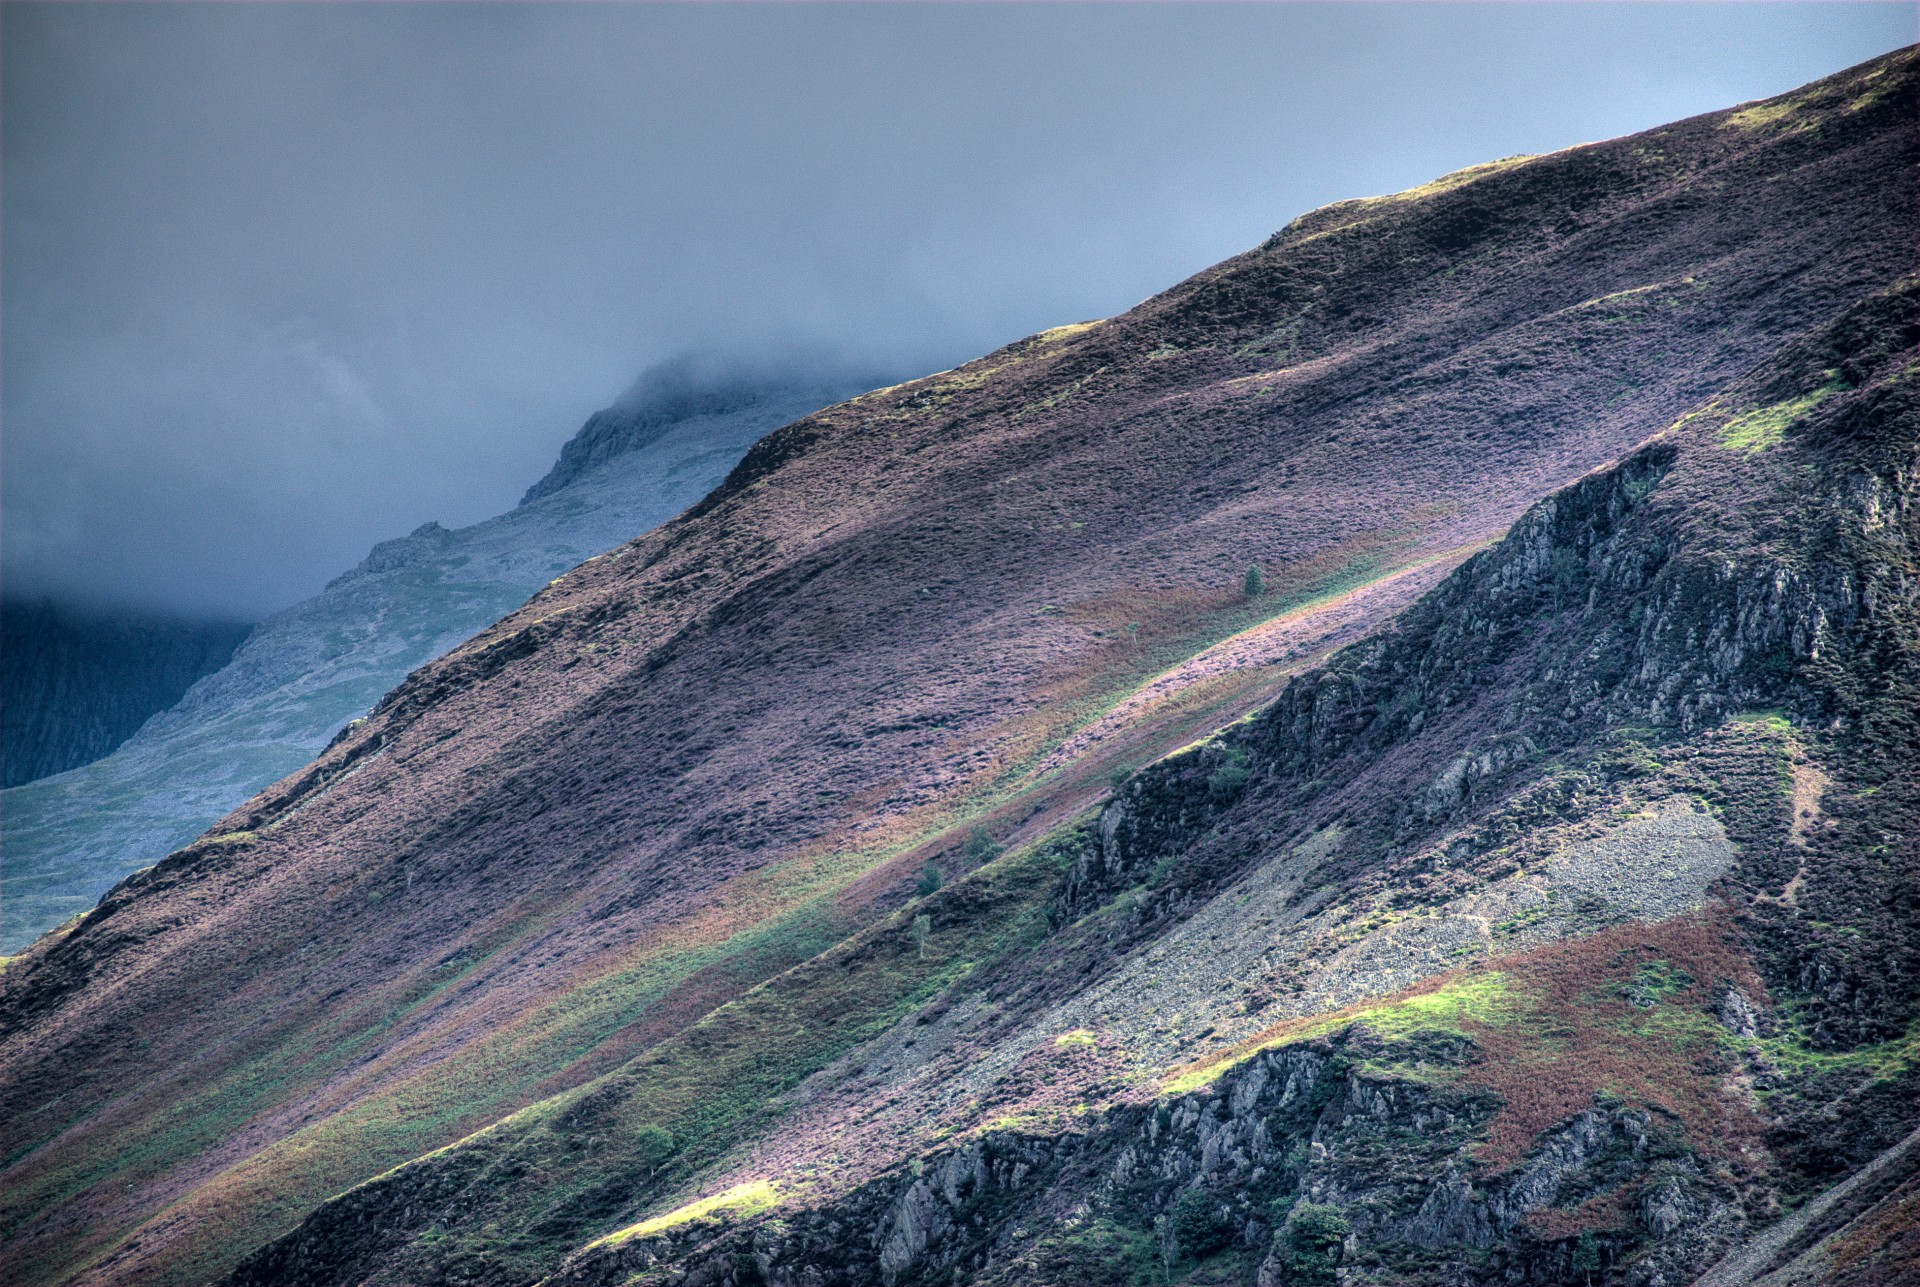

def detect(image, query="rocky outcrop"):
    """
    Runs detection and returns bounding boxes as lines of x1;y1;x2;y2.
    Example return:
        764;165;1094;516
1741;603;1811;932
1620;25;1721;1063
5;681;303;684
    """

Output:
552;1030;1739;1287
583;281;1918;1287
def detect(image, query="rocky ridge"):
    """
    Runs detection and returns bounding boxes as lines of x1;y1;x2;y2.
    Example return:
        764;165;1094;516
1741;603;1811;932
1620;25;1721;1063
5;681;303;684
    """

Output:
229;272;1918;1287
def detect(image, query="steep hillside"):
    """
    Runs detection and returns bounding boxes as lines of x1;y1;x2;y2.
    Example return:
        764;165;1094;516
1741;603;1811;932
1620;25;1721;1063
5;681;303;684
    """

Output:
1;49;1914;1287
0;600;249;788
481;272;1913;1287
0;374;862;953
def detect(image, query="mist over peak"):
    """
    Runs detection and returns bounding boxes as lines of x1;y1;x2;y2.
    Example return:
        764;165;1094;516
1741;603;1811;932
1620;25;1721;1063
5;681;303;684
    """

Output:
523;351;897;505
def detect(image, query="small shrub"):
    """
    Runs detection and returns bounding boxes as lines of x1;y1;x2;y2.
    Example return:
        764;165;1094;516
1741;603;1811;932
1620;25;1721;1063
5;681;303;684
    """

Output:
1207;747;1252;799
1281;1203;1349;1284
1045;1217;1159;1285
965;826;1004;863
916;860;944;897
635;1124;676;1177
1168;1189;1234;1259
1243;563;1265;598
1572;1231;1603;1284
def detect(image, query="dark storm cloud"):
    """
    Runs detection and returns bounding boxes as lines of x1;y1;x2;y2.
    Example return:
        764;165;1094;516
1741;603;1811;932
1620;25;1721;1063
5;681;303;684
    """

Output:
4;3;1912;618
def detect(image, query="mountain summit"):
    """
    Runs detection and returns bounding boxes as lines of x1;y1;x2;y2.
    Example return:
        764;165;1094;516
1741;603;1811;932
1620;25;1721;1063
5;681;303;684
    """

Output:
2;49;1915;1287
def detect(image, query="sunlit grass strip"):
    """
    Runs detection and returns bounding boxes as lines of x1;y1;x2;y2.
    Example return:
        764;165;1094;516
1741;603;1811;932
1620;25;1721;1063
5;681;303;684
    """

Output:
961;537;1423;806
83;841;960;1287
1719;377;1844;453
592;1179;780;1247
214;827;1079;1286
1163;971;1517;1096
1164;916;1783;1170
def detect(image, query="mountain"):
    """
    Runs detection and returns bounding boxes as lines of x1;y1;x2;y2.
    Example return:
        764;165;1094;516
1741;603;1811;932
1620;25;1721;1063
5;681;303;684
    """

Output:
0;600;250;788
0;372;866;953
2;48;1915;1287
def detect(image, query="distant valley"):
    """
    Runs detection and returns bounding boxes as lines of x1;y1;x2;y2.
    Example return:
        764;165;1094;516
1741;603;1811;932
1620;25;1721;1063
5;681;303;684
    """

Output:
1;600;250;789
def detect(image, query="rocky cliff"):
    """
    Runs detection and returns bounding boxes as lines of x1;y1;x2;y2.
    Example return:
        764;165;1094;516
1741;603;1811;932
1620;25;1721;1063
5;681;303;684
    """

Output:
230;272;1920;1287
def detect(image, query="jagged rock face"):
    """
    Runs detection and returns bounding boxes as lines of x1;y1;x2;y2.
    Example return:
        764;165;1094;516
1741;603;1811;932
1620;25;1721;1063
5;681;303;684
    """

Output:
541;1037;1734;1287
0;378;859;953
4;50;1918;1287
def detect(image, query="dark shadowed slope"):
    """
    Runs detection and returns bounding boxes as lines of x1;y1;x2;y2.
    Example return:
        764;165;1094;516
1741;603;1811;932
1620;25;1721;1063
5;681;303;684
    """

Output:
0;600;250;788
1;49;1915;1287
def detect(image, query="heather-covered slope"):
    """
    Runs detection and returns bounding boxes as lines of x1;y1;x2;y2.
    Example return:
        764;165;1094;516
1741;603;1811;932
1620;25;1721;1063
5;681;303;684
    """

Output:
532;272;1913;1287
230;269;1920;1287
1;49;1915;1287
0;375;859;952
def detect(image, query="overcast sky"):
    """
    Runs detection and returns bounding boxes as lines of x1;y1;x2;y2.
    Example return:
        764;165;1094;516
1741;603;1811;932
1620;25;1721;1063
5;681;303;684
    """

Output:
4;3;1913;619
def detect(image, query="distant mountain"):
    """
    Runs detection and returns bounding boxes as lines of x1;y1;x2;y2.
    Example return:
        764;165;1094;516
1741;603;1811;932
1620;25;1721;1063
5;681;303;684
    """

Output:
521;356;850;504
2;50;1915;1287
0;599;250;787
0;371;868;952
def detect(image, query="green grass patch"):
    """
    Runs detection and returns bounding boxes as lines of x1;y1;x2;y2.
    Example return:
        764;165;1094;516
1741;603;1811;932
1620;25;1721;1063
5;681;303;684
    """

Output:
1748;1018;1920;1086
1037;1216;1163;1285
592;1180;779;1247
1167;917;1770;1170
1164;971;1519;1095
1719;378;1843;453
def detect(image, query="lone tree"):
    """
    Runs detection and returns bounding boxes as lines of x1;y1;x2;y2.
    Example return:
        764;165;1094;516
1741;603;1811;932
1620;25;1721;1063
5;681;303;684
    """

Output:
1281;1203;1350;1285
1169;1190;1232;1258
635;1124;677;1179
964;826;1003;863
916;860;944;897
1242;563;1265;598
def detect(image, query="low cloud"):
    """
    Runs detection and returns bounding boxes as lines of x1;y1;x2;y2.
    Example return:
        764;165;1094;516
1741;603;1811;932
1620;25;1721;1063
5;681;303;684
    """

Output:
4;2;1911;617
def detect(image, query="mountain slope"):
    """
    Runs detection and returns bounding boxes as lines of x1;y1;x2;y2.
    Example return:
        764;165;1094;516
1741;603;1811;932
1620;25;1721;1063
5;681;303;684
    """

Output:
1;48;1915;1287
502;270;1915;1287
0;600;249;788
244;259;1919;1287
0;375;862;952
